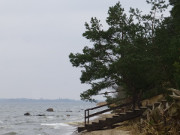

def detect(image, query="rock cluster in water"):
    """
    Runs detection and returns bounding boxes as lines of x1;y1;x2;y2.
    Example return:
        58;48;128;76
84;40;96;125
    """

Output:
24;108;54;116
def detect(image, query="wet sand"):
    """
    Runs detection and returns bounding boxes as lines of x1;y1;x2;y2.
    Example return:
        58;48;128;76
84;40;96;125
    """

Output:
72;113;131;135
79;128;131;135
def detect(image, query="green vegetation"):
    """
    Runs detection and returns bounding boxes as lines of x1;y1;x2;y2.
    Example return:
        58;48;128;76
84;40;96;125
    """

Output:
171;0;180;89
69;0;180;103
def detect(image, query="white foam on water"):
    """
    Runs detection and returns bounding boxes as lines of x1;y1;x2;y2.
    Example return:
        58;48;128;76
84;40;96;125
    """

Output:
46;116;54;119
41;123;72;129
41;123;70;127
41;123;76;134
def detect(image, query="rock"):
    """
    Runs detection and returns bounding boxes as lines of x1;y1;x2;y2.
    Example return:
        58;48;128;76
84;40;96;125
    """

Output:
66;110;72;112
37;114;46;116
46;108;54;112
24;112;31;116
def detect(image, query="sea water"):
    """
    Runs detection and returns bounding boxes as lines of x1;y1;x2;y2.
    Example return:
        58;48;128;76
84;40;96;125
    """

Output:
0;101;95;135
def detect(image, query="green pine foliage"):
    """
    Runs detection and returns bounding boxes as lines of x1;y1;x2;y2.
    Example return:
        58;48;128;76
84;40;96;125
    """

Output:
170;0;180;88
69;0;180;102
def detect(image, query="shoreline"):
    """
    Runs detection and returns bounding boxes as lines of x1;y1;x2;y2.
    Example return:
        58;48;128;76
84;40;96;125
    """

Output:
79;128;131;135
69;114;131;135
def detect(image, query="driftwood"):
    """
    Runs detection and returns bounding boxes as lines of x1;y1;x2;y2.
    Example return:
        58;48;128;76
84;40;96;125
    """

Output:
168;88;180;96
168;88;180;100
137;88;180;135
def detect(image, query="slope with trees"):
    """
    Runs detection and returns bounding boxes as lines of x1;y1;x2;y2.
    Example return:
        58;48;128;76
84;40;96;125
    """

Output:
69;0;180;105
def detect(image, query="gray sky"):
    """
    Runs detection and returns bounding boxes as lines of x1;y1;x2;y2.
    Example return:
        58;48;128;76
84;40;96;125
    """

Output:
0;0;170;100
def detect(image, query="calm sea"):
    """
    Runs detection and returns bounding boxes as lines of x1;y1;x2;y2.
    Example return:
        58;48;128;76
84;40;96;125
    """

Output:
0;101;95;135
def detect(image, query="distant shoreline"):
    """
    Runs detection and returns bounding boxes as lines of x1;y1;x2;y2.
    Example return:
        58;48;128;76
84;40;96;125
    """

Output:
0;98;85;102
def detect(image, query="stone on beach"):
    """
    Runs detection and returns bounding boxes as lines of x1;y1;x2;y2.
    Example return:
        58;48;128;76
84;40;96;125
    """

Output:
24;112;31;116
46;108;54;112
80;128;130;135
37;114;46;116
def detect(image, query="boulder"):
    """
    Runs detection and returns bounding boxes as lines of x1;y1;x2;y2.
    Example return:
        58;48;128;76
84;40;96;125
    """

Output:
66;110;72;112
24;112;31;116
37;114;46;116
46;108;54;112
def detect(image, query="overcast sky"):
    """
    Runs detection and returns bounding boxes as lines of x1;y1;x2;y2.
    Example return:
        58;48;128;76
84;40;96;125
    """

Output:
0;0;170;100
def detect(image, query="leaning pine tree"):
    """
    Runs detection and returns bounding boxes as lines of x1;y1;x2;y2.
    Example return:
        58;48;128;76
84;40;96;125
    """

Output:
69;0;168;104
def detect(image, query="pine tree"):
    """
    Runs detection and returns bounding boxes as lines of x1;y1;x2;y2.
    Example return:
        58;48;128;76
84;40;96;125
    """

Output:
69;1;169;102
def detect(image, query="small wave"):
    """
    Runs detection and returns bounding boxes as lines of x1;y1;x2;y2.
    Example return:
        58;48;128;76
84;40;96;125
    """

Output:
41;123;70;127
3;132;17;135
41;123;70;129
46;116;54;119
66;121;82;126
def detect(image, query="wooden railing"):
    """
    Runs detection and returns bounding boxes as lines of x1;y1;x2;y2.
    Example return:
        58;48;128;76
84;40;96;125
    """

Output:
84;101;133;125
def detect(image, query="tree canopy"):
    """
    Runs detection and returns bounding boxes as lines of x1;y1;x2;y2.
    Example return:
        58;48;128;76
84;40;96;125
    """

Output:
69;0;180;102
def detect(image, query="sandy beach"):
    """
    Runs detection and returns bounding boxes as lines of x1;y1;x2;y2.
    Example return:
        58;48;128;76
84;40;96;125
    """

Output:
72;113;132;135
79;128;131;135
